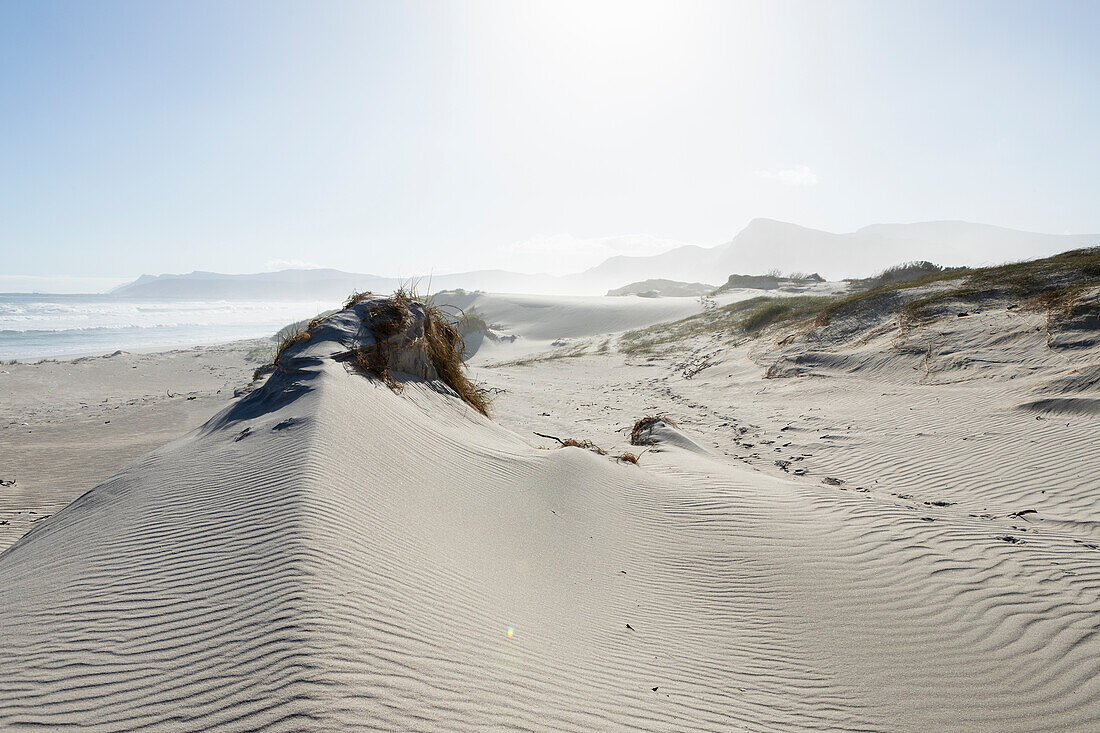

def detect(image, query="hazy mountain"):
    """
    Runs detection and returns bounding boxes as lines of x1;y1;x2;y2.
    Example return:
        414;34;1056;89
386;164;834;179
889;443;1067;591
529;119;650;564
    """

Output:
110;220;1100;299
111;268;566;300
110;269;398;300
553;219;1099;290
661;219;1098;283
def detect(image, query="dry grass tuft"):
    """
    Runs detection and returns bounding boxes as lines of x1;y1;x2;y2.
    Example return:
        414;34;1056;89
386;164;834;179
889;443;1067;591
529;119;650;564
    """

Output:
348;288;492;417
255;310;337;380
365;296;411;337
422;303;492;416
630;415;677;445
273;330;312;373
344;290;376;309
559;438;608;455
1025;287;1089;329
617;452;640;464
352;342;403;391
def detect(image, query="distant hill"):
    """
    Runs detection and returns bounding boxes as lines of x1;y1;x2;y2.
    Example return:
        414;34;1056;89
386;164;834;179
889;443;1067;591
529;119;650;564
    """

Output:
109;220;1100;299
111;268;565;300
606;279;716;298
575;219;1100;286
110;269;395;300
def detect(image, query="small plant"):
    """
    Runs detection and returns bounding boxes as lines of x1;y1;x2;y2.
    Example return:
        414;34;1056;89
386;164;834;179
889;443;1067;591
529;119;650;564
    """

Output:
344;290;376;309
353;342;402;391
534;431;609;455
558;438;608;455
273;330;311;371
455;311;490;340
617;452;640;464
348;288;492;416
630;415;677;445
365;295;411;337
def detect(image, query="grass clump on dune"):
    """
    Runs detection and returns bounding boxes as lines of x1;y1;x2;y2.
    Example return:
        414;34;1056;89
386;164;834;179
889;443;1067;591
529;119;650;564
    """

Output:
630;415;677;445
620;296;833;355
559;438;608;455
350;287;492;417
251;329;312;381
252;286;492;416
533;431;608;455
252;309;340;380
844;261;957;291
454;307;490;338
422;304;492;417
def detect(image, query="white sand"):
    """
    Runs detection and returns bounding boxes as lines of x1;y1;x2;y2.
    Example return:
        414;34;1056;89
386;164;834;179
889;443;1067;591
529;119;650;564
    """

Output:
0;341;265;551
1;291;1098;730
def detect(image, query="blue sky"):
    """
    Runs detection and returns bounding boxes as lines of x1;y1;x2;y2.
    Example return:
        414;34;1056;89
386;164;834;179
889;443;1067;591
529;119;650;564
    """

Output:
2;0;1098;289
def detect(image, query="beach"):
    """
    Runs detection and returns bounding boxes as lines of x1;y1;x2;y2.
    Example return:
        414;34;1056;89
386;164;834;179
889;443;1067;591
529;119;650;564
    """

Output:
1;286;1098;730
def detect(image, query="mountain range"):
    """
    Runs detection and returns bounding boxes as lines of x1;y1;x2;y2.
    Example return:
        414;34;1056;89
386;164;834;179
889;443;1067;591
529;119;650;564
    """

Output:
111;219;1100;299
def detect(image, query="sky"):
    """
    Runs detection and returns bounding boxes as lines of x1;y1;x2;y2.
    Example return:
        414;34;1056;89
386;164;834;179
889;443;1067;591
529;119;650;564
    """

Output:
1;0;1098;291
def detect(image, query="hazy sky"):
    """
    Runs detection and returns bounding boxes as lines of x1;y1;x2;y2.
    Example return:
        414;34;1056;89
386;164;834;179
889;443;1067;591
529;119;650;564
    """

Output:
2;0;1098;289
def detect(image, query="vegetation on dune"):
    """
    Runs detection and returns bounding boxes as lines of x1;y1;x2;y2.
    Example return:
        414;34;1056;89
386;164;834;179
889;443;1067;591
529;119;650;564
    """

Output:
901;247;1100;327
711;271;824;295
420;302;492;416
630;415;678;445
253;285;492;416
619;295;833;355
559;438;607;455
844;261;958;291
533;430;647;464
620;247;1100;355
349;286;492;417
533;431;608;455
820;247;1100;327
351;292;410;390
251;309;338;379
454;309;492;341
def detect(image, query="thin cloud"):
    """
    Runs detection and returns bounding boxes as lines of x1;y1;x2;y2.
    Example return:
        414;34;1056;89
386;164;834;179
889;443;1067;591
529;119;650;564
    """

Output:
760;164;818;187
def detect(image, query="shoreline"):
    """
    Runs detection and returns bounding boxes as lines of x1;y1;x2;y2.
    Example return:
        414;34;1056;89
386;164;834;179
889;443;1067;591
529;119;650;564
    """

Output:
1;334;271;364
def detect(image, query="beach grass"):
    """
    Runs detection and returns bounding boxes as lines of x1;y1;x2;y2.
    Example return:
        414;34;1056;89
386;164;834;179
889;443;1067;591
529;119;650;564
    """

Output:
620;247;1100;354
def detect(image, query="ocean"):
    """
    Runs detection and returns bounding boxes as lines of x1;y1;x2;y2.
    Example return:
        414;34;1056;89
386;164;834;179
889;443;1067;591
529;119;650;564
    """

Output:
0;294;332;361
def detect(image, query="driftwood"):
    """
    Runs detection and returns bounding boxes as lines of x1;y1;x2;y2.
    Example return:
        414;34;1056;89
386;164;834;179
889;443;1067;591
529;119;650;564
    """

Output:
533;431;567;445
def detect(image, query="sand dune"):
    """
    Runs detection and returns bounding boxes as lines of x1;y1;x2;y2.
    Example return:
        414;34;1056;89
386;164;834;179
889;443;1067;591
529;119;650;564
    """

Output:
2;289;1099;730
0;341;263;552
